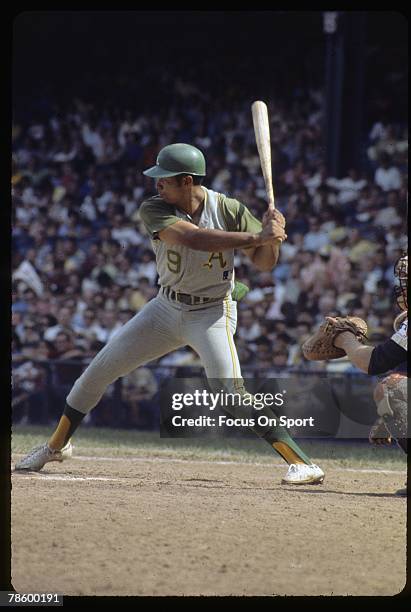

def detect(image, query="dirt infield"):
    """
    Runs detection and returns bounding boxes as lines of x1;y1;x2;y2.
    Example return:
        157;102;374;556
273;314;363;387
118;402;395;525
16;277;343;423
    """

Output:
11;453;406;596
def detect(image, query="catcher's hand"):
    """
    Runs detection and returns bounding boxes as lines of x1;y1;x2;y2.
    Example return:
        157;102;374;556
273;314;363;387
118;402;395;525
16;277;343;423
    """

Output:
369;417;392;446
302;316;368;361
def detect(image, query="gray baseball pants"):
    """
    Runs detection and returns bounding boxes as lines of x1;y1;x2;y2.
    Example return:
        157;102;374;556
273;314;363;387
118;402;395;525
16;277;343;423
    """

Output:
67;291;242;413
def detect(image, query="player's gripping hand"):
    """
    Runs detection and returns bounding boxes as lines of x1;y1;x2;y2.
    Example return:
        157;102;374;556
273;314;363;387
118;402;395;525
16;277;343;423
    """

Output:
259;223;287;245
262;209;286;229
259;213;287;245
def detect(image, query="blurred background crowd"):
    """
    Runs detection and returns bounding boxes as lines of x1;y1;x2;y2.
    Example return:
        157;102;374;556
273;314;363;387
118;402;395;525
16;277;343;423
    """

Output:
12;12;408;427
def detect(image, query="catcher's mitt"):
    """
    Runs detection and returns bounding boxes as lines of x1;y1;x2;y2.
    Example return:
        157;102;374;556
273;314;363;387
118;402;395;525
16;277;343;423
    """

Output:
302;316;368;361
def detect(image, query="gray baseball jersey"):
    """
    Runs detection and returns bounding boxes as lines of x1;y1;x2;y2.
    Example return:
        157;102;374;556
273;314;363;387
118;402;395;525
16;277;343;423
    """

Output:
139;187;262;299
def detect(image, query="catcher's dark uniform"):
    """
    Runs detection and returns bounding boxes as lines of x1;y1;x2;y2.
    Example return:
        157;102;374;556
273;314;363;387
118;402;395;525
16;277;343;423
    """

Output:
368;317;407;376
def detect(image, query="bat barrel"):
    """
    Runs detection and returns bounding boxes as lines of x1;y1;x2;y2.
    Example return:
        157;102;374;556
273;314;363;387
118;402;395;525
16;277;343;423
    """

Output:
251;100;276;210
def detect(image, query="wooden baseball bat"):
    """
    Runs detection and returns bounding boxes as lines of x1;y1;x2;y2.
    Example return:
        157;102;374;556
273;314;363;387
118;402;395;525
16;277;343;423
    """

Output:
251;100;275;210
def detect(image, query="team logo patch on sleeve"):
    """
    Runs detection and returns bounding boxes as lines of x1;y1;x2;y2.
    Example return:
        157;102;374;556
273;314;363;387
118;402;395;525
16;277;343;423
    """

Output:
223;270;233;280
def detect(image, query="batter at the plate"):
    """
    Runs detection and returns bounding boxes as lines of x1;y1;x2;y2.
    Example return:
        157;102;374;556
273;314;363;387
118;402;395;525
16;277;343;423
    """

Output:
15;143;324;485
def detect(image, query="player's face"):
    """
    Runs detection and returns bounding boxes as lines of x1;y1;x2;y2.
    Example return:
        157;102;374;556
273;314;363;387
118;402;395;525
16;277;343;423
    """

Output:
156;177;186;204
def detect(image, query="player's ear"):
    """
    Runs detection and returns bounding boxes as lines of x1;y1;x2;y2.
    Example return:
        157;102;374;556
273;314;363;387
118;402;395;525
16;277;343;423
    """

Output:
183;175;193;187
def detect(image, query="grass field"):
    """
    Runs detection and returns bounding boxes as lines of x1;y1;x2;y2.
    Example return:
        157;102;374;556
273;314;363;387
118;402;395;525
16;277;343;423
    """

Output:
12;424;407;468
11;425;407;596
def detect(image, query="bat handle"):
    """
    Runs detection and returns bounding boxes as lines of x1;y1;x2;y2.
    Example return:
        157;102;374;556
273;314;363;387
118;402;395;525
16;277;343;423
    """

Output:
267;195;275;211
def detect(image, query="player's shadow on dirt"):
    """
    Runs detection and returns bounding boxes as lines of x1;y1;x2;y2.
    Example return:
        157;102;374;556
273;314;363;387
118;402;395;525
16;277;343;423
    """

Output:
282;487;406;498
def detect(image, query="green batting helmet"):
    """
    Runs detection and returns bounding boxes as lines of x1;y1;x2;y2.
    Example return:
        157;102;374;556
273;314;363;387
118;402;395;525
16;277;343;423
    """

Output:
143;143;206;178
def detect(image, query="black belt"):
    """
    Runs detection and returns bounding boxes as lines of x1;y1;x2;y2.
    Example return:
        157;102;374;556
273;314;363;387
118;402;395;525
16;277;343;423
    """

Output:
162;287;220;306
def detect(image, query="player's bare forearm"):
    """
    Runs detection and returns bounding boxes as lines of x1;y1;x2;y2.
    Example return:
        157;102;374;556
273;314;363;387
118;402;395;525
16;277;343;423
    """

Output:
185;228;264;251
159;221;284;251
247;208;286;270
249;240;281;271
333;333;374;372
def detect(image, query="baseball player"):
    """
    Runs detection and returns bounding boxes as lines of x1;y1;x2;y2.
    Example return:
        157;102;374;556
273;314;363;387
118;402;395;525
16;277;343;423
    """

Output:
15;143;325;485
326;253;408;495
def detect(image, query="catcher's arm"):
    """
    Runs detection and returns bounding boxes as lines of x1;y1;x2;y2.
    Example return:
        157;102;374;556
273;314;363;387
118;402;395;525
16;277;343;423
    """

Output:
331;316;407;374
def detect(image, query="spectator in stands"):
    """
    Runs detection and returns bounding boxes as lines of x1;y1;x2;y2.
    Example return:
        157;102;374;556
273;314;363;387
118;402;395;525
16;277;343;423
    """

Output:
303;217;329;251
374;153;402;191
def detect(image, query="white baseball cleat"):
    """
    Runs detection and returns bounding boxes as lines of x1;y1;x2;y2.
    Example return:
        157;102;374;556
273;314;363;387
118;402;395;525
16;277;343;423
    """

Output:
281;463;325;485
14;441;73;472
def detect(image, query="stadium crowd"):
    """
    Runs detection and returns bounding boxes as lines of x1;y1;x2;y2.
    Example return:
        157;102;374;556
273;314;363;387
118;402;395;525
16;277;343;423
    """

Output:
12;73;408;427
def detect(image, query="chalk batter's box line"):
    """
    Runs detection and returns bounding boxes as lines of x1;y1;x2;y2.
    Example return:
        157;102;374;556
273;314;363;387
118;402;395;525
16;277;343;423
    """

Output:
12;453;407;475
